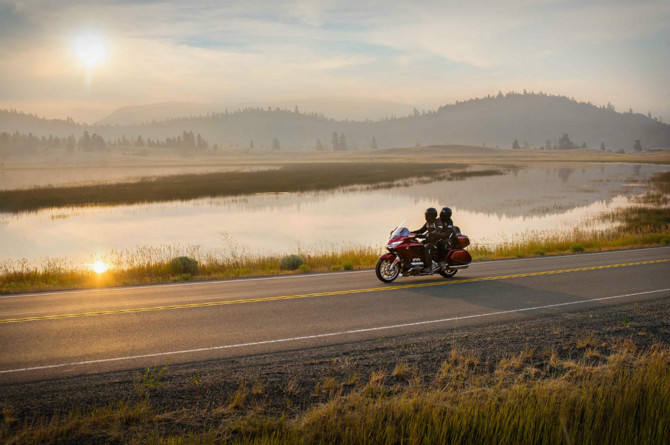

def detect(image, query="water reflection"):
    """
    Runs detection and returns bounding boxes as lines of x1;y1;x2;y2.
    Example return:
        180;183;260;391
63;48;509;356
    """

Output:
0;163;666;269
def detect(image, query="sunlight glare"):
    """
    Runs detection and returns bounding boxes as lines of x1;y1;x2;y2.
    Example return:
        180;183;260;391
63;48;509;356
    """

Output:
92;260;109;274
71;31;107;68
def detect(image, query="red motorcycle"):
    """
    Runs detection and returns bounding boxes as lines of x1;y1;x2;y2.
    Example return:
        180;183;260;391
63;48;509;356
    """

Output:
375;220;472;283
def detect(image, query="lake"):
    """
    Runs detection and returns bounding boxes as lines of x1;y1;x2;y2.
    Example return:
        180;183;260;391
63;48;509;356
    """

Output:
0;163;666;271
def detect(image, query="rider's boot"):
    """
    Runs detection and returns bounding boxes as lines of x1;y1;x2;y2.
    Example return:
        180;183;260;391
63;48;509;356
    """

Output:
421;250;433;273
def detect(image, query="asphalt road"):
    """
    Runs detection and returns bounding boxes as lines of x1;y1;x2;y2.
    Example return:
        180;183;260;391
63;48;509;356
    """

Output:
1;247;669;384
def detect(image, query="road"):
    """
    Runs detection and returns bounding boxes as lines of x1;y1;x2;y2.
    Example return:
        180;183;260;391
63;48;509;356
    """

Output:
1;247;669;384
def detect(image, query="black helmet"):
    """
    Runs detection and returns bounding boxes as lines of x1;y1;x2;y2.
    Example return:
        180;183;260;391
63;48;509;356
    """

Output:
425;207;438;222
440;207;452;222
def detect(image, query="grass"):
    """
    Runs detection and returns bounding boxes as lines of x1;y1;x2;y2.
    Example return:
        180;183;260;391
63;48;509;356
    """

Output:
0;162;501;213
3;341;668;444
1;171;668;294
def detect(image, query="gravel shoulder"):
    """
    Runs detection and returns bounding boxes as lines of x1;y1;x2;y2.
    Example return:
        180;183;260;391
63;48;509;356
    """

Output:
2;295;669;426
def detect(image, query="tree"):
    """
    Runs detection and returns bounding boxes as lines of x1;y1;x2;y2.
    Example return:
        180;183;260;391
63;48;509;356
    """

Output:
331;132;340;151
634;139;642;152
315;138;324;151
80;131;93;151
65;135;76;154
272;138;280;150
581;142;587;148
600;142;606;151
249;140;254;149
558;133;577;150
512;139;520;149
135;135;144;147
339;133;347;151
370;136;378;150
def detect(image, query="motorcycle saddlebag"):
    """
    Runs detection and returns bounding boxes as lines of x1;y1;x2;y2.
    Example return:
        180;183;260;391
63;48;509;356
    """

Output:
447;249;472;266
456;235;470;248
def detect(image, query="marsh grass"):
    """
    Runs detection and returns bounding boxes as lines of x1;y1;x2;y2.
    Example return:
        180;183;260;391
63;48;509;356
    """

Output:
3;343;668;444
1;172;668;294
0;162;460;213
2;227;668;294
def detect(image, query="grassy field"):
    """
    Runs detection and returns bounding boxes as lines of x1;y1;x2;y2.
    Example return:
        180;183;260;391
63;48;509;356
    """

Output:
2;339;668;444
0;162;500;213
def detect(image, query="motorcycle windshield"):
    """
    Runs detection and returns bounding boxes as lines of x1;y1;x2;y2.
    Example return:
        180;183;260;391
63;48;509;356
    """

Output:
390;220;409;238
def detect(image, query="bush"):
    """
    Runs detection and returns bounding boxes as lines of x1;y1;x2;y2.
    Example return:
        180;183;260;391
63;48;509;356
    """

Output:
170;256;199;276
279;254;304;271
570;244;585;252
343;261;354;270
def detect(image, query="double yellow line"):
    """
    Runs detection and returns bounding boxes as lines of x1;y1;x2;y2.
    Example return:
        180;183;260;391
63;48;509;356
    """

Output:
1;259;668;324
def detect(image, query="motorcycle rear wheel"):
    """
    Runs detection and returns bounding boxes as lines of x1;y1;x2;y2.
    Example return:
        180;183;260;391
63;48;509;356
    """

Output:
439;268;458;278
376;257;400;283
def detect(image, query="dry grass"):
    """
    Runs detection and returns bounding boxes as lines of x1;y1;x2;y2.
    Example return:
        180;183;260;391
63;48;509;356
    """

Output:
3;342;668;444
2;171;668;294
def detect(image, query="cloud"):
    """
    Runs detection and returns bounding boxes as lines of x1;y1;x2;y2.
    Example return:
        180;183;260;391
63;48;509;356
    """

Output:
0;0;668;120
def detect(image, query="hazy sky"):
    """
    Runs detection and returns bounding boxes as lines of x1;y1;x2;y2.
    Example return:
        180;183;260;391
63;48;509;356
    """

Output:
1;0;669;123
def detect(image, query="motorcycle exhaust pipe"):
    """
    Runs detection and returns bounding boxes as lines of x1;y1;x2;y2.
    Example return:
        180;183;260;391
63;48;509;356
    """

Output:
447;264;470;269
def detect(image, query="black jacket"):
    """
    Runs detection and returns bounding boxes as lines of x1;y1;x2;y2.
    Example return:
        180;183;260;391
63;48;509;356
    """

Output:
412;220;444;242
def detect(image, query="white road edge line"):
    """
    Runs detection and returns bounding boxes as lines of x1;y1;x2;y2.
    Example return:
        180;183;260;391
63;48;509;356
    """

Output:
2;246;668;300
2;287;668;375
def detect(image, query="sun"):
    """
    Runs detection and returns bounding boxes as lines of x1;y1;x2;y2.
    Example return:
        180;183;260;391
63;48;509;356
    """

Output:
91;260;109;274
71;31;108;68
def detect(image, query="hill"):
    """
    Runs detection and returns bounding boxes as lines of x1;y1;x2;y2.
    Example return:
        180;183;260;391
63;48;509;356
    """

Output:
95;97;416;126
1;93;669;151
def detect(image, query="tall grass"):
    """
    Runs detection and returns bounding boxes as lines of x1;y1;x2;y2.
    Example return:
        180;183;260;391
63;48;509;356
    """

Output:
3;343;668;444
1;171;668;294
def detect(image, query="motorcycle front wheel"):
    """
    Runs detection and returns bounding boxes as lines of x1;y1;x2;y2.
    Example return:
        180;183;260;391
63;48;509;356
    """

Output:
439;268;458;278
375;257;400;283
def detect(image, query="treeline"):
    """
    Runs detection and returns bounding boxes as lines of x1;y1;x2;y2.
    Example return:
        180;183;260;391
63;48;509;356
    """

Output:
511;133;646;152
2;92;669;151
0;130;211;155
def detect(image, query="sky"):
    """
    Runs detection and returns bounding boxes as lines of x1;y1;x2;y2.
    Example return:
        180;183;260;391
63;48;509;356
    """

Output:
1;0;669;123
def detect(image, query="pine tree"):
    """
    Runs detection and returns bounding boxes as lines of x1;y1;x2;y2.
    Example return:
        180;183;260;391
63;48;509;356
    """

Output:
331;132;340;151
370;136;378;150
512;139;520;149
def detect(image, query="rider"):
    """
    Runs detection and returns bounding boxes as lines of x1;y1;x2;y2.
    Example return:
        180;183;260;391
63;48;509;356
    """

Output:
437;207;456;266
411;207;443;273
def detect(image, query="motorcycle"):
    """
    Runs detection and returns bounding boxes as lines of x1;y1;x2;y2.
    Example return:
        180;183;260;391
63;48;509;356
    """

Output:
375;219;472;283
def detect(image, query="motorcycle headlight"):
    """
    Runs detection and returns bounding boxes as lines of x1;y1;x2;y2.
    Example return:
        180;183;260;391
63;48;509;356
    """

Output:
387;241;402;248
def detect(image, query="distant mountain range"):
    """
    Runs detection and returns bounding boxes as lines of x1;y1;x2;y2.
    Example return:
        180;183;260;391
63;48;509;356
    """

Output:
95;97;417;126
2;93;669;151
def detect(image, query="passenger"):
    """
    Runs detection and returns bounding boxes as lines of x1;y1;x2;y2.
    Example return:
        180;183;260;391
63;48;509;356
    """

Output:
437;207;456;266
411;207;443;273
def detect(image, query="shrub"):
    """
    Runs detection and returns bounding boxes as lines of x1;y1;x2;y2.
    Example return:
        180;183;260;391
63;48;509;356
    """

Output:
570;244;585;252
279;254;303;271
343;261;354;270
170;256;199;275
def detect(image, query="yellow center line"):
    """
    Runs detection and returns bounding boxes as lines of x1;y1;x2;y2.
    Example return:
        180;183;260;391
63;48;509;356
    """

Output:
1;259;668;324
